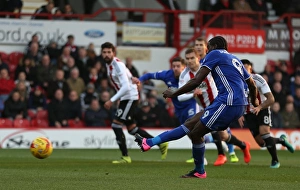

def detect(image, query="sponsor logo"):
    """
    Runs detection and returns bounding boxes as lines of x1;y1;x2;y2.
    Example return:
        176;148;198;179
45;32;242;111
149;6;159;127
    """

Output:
84;29;104;38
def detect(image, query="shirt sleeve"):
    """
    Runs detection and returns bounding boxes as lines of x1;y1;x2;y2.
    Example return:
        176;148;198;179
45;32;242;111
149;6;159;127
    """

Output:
255;74;271;94
242;65;251;80
202;51;218;70
110;64;130;102
139;70;167;82
177;72;194;101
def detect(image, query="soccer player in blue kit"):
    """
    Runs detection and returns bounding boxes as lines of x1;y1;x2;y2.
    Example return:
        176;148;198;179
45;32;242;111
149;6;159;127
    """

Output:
135;36;258;178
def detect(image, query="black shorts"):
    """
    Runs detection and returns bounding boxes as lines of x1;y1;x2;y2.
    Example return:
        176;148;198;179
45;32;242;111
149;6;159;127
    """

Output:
114;100;138;126
244;108;271;137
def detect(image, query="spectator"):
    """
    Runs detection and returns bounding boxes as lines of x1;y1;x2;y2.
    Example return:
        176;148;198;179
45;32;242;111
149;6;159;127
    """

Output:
80;83;98;111
83;0;96;14
233;0;253;12
0;68;15;109
213;0;234;11
0;0;23;18
86;50;97;71
75;47;88;78
36;54;56;91
290;74;300;97
199;0;216;25
272;82;286;111
32;1;54;20
293;87;300;117
61;35;78;59
281;102;300;129
96;78;115;97
99;90;115;120
47;69;70;100
248;0;268;18
62;57;76;79
84;98;110;127
293;47;300;68
260;63;274;86
287;0;300;14
26;34;44;53
14;81;29;101
66;90;82;121
94;61;107;80
135;101;160;127
273;70;289;95
84;67;100;85
125;57;139;78
63;4;76;20
164;98;180;127
3;91;27;120
14;56;37;85
48;89;69;127
57;46;72;69
66;67;85;96
0;54;9;72
46;41;60;65
53;8;64;20
14;72;31;95
28;85;47;113
271;102;284;128
24;42;44;65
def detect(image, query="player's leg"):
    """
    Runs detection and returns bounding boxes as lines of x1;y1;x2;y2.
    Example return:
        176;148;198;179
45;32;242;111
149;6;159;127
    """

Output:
123;100;168;160
212;131;227;166
219;130;250;163
135;111;205;151
181;121;210;178
225;128;239;163
274;135;295;153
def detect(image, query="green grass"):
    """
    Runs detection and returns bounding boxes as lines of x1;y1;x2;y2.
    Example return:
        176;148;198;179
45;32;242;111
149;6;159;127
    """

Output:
0;149;299;190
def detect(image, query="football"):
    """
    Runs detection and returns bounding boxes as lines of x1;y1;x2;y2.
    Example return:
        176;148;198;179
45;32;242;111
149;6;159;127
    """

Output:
30;137;53;159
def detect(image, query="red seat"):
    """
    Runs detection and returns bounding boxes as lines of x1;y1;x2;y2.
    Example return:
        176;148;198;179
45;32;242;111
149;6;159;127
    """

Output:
68;119;85;128
31;119;49;128
27;109;36;119
8;52;23;65
8;63;17;79
13;119;31;128
0;118;13;128
0;52;9;62
36;110;48;120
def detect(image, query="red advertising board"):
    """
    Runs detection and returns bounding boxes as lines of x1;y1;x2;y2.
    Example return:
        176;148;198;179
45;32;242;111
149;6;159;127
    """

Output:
206;28;265;53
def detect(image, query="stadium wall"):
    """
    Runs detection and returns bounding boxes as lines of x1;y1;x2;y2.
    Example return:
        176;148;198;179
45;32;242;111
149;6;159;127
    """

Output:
0;128;299;150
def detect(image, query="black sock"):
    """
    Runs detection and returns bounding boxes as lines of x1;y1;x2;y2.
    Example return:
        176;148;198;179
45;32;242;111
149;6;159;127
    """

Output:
261;133;278;162
227;134;246;150
112;124;128;156
129;127;154;138
212;132;225;155
274;137;285;145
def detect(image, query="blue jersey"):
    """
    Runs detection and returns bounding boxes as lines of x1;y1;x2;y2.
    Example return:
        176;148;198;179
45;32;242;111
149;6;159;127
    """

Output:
139;70;196;118
202;50;250;106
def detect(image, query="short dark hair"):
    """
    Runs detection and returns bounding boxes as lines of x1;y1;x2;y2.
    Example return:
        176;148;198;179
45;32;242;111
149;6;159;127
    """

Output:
241;59;253;67
67;35;74;39
208;36;228;50
171;56;185;65
196;37;207;45
185;47;199;57
101;42;116;53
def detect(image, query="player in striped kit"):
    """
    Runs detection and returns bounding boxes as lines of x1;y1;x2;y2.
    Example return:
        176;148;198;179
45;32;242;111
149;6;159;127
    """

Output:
101;42;168;164
241;59;294;168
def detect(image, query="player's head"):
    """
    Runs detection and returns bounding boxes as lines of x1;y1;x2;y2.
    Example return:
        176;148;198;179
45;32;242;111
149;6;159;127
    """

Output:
194;37;208;59
185;48;199;71
207;36;228;53
171;56;186;78
101;42;116;64
241;59;254;74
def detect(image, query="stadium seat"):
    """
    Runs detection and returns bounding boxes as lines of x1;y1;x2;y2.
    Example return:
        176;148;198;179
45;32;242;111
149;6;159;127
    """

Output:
8;52;23;65
0;51;9;62
13;119;31;128
0;118;13;128
27;109;36;119
36;110;48;120
232;16;253;29
68;119;85;128
8;63;17;79
31;119;49;128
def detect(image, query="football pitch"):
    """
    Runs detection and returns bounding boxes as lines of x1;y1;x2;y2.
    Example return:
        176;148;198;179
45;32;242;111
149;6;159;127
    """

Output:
0;149;299;190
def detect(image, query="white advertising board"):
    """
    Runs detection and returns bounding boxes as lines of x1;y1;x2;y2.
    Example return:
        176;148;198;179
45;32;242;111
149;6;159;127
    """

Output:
0;128;201;149
0;19;116;46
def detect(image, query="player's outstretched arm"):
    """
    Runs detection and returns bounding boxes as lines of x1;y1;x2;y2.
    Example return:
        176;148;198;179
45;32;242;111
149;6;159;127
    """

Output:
246;77;259;107
163;67;210;98
252;92;275;115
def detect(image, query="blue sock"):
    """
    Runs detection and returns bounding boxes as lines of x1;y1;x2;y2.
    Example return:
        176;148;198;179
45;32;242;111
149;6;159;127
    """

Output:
146;125;190;147
193;142;205;174
227;143;235;154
